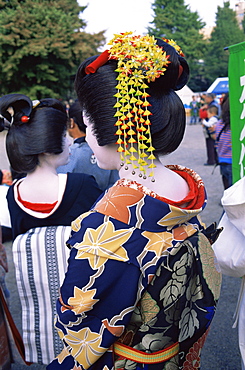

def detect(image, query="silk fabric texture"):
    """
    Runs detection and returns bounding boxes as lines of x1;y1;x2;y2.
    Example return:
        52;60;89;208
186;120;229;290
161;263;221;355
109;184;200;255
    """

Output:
48;166;221;370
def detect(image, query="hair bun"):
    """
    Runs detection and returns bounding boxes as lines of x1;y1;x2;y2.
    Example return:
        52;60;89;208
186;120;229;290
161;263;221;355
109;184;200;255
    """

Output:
0;94;32;124
152;38;189;92
175;56;189;90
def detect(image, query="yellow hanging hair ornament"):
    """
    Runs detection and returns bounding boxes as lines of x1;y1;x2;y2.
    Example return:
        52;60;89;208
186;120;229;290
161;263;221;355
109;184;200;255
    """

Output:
107;32;171;180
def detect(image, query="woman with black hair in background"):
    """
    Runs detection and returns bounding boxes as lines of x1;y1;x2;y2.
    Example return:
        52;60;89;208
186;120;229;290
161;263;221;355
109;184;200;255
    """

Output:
212;93;232;189
48;33;221;370
0;95;102;365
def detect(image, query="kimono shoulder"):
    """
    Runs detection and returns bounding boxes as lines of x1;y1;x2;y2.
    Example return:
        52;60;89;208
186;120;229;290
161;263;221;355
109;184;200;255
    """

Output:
7;172;102;238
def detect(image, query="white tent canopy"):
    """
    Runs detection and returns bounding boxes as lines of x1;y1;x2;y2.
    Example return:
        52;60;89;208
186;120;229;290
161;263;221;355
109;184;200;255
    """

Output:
176;85;194;107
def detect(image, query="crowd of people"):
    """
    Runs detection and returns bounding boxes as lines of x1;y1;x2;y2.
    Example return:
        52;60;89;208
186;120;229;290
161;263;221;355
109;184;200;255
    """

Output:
188;92;232;189
0;31;241;370
189;92;223;125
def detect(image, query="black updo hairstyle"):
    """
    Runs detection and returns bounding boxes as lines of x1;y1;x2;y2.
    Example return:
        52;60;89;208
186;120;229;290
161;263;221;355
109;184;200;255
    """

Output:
74;38;189;157
68;100;86;133
0;94;68;173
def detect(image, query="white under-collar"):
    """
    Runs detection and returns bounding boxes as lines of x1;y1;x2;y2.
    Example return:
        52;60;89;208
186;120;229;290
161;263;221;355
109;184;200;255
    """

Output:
13;173;68;219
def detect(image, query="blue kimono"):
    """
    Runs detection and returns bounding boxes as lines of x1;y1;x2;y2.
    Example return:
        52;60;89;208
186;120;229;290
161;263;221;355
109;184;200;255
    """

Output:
48;166;221;370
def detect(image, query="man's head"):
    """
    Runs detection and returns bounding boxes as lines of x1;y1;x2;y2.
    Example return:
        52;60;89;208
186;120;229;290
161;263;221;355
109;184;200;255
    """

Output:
204;93;215;104
68;100;86;139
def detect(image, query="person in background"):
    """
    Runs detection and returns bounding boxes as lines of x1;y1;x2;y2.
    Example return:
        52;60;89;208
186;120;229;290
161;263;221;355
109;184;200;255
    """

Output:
189;95;199;124
203;92;220;116
213;176;245;370
198;93;208;122
219;92;226;105
202;105;219;166
212;93;232;189
0;95;102;239
0;169;12;186
0;167;29;243
48;32;221;370
0;223;11;369
0;169;12;242
0;94;102;365
0;223;9;301
57;100;119;191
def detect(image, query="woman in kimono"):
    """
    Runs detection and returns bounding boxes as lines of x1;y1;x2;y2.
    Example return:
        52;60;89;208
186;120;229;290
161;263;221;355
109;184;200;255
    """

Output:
0;95;102;365
48;33;221;370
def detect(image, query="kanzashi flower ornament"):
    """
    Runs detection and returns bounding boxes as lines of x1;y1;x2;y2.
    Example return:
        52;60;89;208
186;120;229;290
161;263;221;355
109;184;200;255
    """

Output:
85;32;185;180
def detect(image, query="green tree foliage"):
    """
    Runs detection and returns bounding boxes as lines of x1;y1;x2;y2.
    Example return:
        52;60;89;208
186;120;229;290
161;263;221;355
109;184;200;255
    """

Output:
204;2;244;84
0;0;106;99
242;16;245;33
148;0;208;91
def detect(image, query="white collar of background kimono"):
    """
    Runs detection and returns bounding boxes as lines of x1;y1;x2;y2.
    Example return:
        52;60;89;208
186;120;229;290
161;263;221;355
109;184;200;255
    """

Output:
13;173;67;219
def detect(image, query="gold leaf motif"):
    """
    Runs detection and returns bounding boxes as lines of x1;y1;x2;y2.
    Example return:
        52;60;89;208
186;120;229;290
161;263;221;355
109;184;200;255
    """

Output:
74;221;132;269
64;327;106;367
141;291;160;323
68;287;99;315
198;232;222;300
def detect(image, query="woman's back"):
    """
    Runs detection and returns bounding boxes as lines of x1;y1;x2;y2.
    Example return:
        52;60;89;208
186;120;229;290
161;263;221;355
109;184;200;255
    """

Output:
7;172;102;239
0;93;102;364
47;33;222;370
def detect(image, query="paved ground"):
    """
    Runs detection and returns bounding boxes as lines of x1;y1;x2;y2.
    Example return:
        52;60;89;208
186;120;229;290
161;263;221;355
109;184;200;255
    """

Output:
0;121;242;369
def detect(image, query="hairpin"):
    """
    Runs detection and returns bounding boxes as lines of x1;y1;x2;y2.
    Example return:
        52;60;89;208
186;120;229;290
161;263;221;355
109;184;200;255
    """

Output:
21;115;29;123
19;100;40;124
32;100;40;109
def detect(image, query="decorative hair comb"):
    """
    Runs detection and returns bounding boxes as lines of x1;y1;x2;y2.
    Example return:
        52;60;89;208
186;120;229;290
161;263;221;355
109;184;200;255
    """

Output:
20;100;40;123
3;99;41;125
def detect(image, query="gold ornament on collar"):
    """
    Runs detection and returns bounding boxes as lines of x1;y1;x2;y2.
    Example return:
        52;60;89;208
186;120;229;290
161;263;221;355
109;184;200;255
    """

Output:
108;32;170;179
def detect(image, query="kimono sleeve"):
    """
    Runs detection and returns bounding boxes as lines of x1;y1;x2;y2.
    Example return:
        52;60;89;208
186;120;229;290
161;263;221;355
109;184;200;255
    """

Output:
213;213;245;278
49;230;143;369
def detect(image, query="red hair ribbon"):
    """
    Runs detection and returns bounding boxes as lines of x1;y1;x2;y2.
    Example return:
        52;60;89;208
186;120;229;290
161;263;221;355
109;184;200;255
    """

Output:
85;47;184;82
85;50;110;74
178;65;183;80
